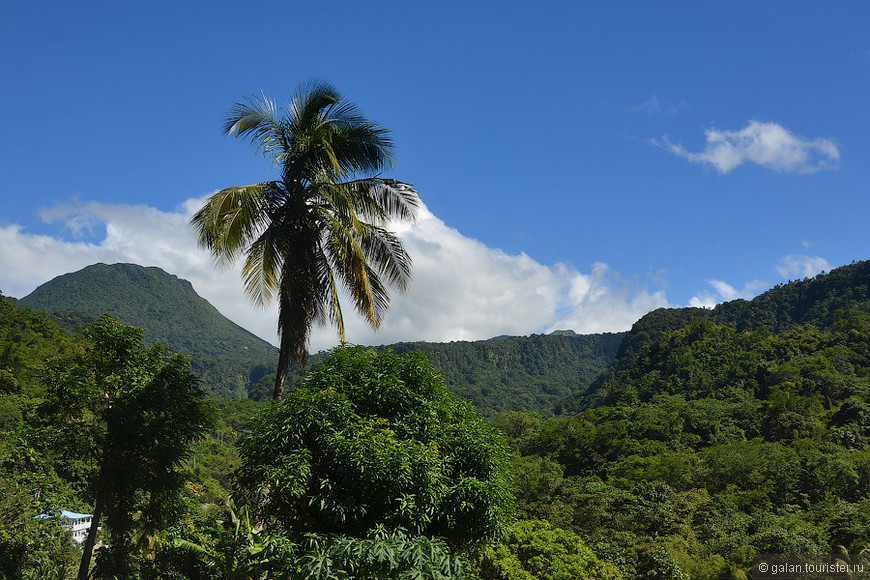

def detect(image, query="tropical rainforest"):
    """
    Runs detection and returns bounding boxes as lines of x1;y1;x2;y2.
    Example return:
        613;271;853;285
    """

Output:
3;258;870;579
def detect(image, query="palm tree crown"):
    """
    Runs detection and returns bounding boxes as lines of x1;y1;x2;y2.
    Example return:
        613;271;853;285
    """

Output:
190;80;419;399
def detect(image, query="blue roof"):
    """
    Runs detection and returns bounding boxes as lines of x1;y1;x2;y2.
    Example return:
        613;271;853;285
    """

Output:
37;510;93;520
60;510;92;519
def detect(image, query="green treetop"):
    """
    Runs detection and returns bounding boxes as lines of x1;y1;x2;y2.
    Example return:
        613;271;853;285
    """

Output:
37;315;212;580
236;347;515;548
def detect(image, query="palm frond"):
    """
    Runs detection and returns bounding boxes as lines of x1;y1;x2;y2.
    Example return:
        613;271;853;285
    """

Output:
322;217;379;327
241;224;287;307
315;250;346;343
286;79;342;136
316;181;367;232
362;262;392;326
204;80;417;390
282;81;395;184
224;92;286;163
322;121;395;177
344;178;419;223
189;184;274;267
172;537;214;558
357;224;414;292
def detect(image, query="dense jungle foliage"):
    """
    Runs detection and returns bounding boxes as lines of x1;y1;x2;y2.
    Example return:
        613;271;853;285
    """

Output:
244;332;626;416
498;309;870;578
3;258;870;579
572;259;870;410
0;294;616;579
366;332;625;417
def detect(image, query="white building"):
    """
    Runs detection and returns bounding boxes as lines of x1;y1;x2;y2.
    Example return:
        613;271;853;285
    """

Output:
59;511;93;543
37;510;94;543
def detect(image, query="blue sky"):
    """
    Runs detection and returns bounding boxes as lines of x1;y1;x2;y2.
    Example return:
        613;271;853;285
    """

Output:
1;2;867;350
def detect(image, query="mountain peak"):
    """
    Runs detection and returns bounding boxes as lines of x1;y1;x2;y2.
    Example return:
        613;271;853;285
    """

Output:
19;262;276;398
549;329;578;336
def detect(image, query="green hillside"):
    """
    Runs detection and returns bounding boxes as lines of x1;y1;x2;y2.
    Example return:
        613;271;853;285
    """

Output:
18;263;277;398
6;258;870;578
500;259;870;578
17;263;623;411
252;331;626;415
567;259;870;411
370;332;625;416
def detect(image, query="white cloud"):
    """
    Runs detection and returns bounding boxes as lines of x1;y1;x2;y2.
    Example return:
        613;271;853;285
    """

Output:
346;209;671;347
0;199;262;339
689;278;769;309
687;253;833;309
654;120;840;174
0;199;670;353
776;254;831;280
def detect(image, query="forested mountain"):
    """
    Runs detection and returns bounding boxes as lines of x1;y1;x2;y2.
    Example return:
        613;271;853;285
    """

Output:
370;332;625;416
493;258;870;577
6;258;870;578
17;263;277;398
0;294;620;579
252;331;626;415
567;259;870;411
18;263;624;412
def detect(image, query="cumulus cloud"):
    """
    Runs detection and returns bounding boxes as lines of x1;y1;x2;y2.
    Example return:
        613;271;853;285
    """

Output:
689;278;769;309
347;208;671;346
687;253;833;309
654;120;840;174
0;199;670;353
776;254;831;280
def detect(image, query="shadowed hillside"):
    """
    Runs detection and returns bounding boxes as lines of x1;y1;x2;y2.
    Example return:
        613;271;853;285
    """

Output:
370;332;625;416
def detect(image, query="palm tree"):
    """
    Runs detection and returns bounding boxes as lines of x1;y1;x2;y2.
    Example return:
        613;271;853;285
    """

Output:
190;80;419;399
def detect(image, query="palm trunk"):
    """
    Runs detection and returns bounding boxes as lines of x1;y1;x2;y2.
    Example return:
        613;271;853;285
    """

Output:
273;319;309;399
273;273;312;399
273;337;292;400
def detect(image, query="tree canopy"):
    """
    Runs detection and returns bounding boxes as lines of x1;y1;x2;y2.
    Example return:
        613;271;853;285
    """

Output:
236;347;515;548
36;315;212;579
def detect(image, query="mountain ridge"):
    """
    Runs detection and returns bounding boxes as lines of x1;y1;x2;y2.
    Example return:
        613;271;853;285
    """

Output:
16;262;624;412
18;263;277;398
564;258;870;411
